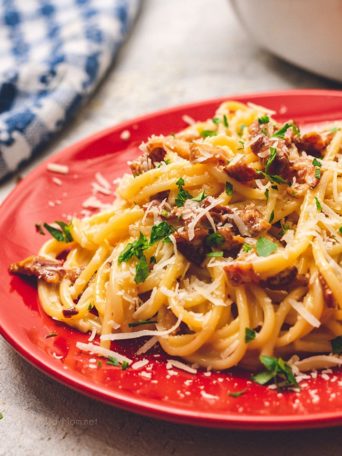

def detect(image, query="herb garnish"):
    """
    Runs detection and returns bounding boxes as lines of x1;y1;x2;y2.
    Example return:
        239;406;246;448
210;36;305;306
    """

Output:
205;232;224;247
175;177;192;207
258;115;269;124
265;147;277;174
314;196;322;212
150;221;174;244
97;361;102;368
238;124;246;137
150;256;157;265
339;226;342;235
212;117;220;125
128;320;157;328
118;232;149;263
252;355;298;390
192;191;207;202
245;328;256;343
135;255;149;283
279;220;290;238
273;122;300;139
207;251;224;258
0;412;3;420
331;336;342;354
223;114;229;128
269;210;275;223
121;361;130;370
256;237;277;257
45;333;58;339
107;356;119;367
257;148;288;185
228;389;247;398
242;243;252;253
36;221;73;242
225;182;233;196
200;130;217;138
264;188;269;201
312;158;322;179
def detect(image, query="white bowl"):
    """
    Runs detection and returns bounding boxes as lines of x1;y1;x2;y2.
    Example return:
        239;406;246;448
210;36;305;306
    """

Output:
229;0;342;82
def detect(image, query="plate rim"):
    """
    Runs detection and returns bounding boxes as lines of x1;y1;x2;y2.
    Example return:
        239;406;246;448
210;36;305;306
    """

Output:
1;89;342;430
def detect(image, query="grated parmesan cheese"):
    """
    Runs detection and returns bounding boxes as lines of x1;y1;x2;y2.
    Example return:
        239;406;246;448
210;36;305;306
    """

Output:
167;359;197;374
47;163;69;174
76;342;132;364
288;299;321;328
136;336;158;355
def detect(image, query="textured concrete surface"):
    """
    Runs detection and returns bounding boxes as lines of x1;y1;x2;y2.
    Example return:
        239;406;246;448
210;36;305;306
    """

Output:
0;0;341;454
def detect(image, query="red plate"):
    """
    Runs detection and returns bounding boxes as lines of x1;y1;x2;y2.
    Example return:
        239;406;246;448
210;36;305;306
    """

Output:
1;90;342;430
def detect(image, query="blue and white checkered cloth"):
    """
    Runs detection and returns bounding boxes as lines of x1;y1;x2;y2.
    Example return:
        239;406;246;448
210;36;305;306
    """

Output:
0;0;140;180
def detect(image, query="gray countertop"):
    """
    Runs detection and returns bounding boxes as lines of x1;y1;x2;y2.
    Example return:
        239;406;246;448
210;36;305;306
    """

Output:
1;0;341;454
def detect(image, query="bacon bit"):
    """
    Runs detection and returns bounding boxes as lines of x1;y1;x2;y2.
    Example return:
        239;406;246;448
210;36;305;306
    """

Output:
9;255;79;284
295;132;328;158
224;161;258;182
189;143;227;165
129;146;166;176
238;204;271;236
62;308;79;318
174;227;208;265
319;274;336;308
224;263;260;285
261;267;298;290
217;226;244;251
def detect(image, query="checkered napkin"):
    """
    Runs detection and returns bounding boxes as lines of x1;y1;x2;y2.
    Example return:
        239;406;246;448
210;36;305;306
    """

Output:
0;0;140;180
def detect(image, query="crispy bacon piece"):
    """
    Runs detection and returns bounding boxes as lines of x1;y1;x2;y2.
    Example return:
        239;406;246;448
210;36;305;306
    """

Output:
9;255;79;284
189;143;228;166
250;134;270;155
129;145;166;176
294;132;328;158
174;227;209;265
260;267;297;290
217;226;244;251
224;263;260;285
62;308;79;318
224;161;259;182
319;274;336;308
239;204;271;236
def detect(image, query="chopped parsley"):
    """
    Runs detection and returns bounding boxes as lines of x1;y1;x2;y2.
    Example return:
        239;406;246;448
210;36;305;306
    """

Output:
228;389;247;398
118;232;149;263
107;356;119;367
192;191;207;202
97;361;102;368
223;114;229;128
331;336;342;354
37;221;73;243
88;303;94;311
175;177;192;207
312;158;322;179
150;256;157;265
225;182;233;196
273;122;300;139
242;243;252;253
264;188;269;201
279;220;290;238
256;237;277;257
245;328;256;343
265;147;277;174
238;124;246;137
252;355;298;390
207;251;224;258
45;332;58;339
330;127;341;134
258;115;269;124
314;196;322;212
205;232;224;247
128;320;157;328
135;255;149;284
257;170;287;185
150;221;174;244
200;130;217;138
212;117;221;125
269;210;275;223
121;361;130;370
0;412;3;420
339;226;342;234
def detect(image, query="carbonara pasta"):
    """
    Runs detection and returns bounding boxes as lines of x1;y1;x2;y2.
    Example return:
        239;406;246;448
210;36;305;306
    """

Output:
10;101;342;382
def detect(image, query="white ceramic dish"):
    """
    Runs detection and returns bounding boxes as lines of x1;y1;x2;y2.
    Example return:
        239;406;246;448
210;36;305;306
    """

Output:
230;0;342;82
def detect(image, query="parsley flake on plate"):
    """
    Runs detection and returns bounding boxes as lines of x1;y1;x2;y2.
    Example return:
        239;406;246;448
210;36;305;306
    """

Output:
252;355;299;390
256;237;277;257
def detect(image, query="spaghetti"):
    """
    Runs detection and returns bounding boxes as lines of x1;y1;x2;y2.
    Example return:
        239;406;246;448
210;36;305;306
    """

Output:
10;101;342;378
